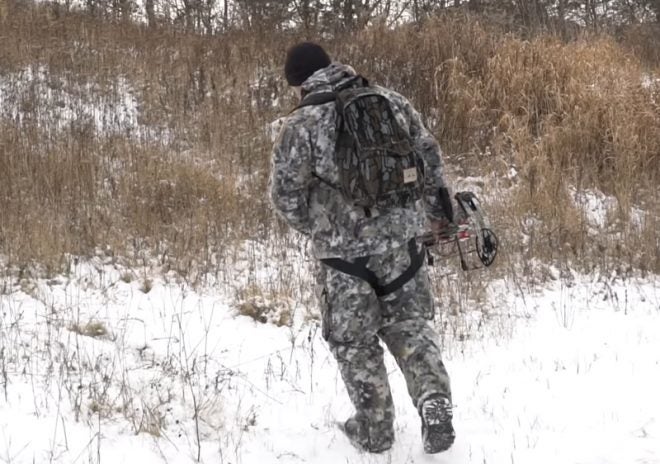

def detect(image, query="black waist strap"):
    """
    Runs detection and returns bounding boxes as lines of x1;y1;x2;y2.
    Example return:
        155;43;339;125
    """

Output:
321;239;424;297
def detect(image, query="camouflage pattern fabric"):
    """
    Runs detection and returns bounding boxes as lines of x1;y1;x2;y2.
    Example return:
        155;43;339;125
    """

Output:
270;63;452;260
334;86;422;209
317;243;452;447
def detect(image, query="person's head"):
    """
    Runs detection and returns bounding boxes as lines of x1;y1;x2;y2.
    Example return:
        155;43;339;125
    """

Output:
284;42;331;88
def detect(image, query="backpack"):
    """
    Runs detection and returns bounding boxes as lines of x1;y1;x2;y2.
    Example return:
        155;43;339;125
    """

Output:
297;76;423;212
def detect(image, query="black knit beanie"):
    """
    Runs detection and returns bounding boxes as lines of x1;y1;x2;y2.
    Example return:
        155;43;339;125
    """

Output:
284;42;331;86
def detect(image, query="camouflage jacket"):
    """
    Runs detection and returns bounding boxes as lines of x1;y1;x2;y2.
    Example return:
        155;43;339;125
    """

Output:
270;63;451;260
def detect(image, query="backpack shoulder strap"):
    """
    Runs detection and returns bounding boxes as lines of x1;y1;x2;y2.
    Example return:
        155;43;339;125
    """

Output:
292;75;369;112
294;92;336;111
335;75;369;93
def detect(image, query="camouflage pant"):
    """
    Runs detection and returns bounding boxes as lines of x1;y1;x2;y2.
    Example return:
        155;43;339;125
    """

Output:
318;242;451;445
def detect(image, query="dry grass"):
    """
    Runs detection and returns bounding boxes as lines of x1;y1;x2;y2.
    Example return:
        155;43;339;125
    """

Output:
345;17;659;274
622;23;660;68
235;283;294;327
0;4;657;283
0;5;279;279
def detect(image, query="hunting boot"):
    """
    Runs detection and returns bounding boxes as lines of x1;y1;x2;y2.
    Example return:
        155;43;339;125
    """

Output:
341;415;393;453
420;394;455;453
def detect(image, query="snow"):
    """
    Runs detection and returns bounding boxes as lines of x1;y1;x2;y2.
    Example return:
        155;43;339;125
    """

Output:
642;75;660;89
572;188;652;232
0;65;132;132
1;256;658;463
0;65;165;140
573;188;620;229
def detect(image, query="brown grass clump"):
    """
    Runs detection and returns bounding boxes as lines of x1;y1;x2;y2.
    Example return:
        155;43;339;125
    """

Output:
235;284;293;327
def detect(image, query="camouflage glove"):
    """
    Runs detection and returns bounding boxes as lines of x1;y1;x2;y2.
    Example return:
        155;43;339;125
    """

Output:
430;217;458;242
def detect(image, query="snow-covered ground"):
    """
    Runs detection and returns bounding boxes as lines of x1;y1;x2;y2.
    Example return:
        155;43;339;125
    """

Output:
0;257;658;464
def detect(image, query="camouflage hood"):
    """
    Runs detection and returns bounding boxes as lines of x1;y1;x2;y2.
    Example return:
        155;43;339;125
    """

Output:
301;63;357;95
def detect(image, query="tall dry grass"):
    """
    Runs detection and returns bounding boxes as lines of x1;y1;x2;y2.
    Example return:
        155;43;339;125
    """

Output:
0;4;286;280
0;4;658;282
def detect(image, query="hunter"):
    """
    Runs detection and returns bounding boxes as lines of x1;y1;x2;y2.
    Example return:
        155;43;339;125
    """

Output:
270;42;456;454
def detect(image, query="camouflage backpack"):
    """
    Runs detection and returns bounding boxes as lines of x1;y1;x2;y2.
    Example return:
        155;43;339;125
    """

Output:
298;76;423;212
